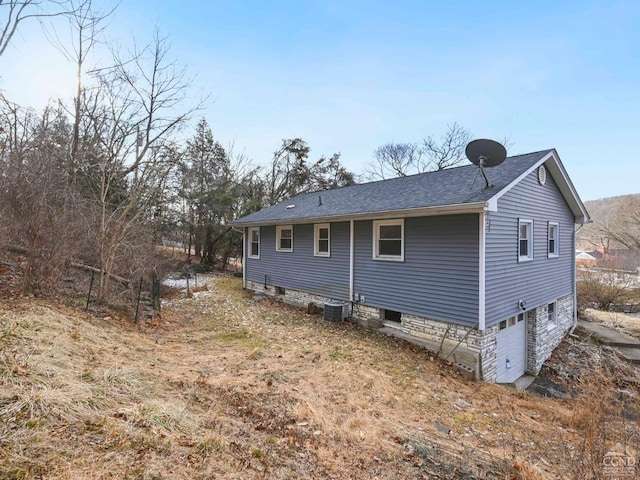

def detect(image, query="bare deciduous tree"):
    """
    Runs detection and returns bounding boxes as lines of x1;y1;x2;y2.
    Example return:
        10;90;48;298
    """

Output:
78;30;202;300
365;123;471;180
599;196;640;251
0;103;83;293
421;122;471;171
41;0;116;186
365;124;513;181
365;142;421;180
0;0;77;58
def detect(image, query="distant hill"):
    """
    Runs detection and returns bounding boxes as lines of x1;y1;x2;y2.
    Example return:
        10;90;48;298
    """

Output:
578;193;640;250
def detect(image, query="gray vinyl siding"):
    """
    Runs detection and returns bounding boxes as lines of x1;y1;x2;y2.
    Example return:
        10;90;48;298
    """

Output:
485;169;575;327
353;215;479;327
245;222;350;300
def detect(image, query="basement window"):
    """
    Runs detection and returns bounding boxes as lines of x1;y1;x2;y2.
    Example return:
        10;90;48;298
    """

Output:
383;309;402;323
548;302;557;329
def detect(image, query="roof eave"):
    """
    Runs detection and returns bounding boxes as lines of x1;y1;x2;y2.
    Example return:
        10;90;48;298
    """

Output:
231;202;488;227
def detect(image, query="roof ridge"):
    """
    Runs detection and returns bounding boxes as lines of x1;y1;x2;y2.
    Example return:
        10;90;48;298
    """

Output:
233;149;559;225
305;148;555;194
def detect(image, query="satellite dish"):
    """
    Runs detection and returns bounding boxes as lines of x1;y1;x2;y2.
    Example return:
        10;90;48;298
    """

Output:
465;139;507;167
465;139;507;190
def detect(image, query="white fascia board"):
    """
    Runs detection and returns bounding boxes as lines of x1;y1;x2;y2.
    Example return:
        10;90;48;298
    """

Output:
488;150;591;224
232;202;488;227
491;150;555;205
485;197;498;212
544;153;591;224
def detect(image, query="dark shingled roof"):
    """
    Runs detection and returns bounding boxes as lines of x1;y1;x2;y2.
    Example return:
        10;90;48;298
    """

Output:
233;150;553;225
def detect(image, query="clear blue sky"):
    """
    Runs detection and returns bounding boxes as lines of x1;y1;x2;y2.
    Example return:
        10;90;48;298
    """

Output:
2;0;639;201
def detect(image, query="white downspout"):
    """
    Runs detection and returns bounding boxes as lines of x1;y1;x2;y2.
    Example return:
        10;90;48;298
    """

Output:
572;223;585;330
242;226;247;289
478;212;486;331
349;220;354;302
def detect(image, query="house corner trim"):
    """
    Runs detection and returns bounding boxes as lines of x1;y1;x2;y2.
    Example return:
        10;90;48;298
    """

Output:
349;220;354;301
479;212;486;331
242;227;247;289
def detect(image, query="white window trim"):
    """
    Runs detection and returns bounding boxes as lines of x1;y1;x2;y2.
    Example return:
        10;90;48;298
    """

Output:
276;225;294;252
547;302;557;331
314;223;330;257
248;227;260;259
373;219;404;262
518;218;534;262
548;222;559;258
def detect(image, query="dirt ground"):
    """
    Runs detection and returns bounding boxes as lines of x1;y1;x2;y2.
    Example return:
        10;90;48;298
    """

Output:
1;274;639;479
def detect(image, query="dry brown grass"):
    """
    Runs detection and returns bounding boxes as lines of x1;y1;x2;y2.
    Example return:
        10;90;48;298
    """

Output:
582;307;640;338
0;276;638;479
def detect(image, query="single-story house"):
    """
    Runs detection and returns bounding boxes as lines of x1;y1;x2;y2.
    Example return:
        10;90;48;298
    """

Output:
575;251;597;268
232;149;591;383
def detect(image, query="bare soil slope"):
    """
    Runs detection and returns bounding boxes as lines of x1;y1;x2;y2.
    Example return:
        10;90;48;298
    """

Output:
1;276;638;479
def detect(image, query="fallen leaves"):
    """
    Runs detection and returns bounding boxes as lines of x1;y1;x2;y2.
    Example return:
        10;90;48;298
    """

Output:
11;363;29;376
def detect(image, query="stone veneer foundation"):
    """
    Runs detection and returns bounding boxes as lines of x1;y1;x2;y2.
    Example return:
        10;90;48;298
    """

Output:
526;293;574;373
245;280;574;383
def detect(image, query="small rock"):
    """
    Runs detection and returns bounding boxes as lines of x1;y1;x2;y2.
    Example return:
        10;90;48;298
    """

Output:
434;422;452;435
454;398;472;409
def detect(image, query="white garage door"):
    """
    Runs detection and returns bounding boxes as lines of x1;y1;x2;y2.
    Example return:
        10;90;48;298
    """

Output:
496;313;526;383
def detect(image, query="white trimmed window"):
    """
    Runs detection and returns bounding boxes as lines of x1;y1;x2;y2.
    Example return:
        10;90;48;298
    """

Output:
548;302;557;329
373;219;404;261
518;219;533;262
548;222;559;258
314;224;330;257
276;225;293;252
248;227;260;259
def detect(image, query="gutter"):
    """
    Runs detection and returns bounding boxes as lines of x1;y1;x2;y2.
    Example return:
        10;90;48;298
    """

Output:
572;223;586;331
231;201;489;228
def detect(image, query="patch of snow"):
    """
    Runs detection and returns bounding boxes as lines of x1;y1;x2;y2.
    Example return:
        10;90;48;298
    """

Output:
162;278;190;289
193;290;211;298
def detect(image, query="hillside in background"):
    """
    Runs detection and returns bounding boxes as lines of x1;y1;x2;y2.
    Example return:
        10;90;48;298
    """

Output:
577;193;640;250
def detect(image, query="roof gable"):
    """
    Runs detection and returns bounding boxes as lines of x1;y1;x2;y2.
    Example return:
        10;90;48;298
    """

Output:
489;149;590;223
233;149;590;226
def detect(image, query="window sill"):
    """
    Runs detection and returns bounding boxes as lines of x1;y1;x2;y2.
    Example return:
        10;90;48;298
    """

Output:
547;324;557;332
373;256;404;262
547;254;559;259
276;249;293;253
248;255;260;260
518;256;534;263
314;253;330;258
